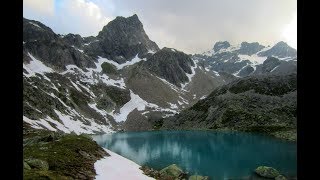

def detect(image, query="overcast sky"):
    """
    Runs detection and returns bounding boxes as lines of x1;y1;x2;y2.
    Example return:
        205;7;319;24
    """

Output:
23;0;297;54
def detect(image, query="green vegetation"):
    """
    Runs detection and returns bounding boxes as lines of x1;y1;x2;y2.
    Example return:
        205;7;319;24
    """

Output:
152;119;164;130
101;62;118;74
23;129;108;179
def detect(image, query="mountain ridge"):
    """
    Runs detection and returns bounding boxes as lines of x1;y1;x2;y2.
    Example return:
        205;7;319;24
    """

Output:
23;14;297;136
23;15;224;133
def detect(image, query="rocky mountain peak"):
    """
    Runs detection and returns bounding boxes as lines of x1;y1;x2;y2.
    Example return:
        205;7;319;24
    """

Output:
258;41;296;58
23;17;96;70
142;47;195;87
238;42;265;55
23;18;58;42
62;33;84;48
98;14;143;37
213;41;230;52
92;14;159;64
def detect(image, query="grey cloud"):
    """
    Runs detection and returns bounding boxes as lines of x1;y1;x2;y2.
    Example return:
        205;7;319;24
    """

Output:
24;0;297;54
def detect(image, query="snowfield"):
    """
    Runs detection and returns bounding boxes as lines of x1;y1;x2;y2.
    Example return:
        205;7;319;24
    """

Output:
238;54;267;65
94;148;154;180
110;90;159;122
23;53;53;77
97;54;146;70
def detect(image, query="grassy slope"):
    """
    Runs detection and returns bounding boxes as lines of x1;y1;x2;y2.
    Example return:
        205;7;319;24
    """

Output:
23;128;108;179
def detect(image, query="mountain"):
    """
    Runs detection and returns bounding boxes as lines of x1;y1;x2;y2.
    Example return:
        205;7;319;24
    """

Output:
161;73;297;140
141;47;195;87
257;41;297;58
196;41;297;77
23;18;96;70
23;14;297;137
23;15;226;133
87;14;159;63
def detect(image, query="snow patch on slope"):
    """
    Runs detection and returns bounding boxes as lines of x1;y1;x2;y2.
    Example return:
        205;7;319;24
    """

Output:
71;45;84;53
155;76;180;92
181;59;198;90
53;109;113;134
168;103;178;109
213;71;220;76
110;90;158;122
94;148;154;180
29;22;42;29
108;90;178;122
88;103;108;116
83;40;99;46
70;80;83;92
23;116;56;131
23;53;53;77
62;63;126;89
97;54;146;70
270;65;280;72
148;49;156;54
238;54;267;65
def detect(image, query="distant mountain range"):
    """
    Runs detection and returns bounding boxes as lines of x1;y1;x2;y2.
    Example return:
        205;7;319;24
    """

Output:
195;40;296;77
23;14;297;137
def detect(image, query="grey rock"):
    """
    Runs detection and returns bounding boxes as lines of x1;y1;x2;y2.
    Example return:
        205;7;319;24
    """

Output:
237;42;265;55
25;158;49;171
94;14;159;63
238;65;255;77
213;41;231;52
142;47;194;87
275;175;287;180
255;166;280;178
189;175;209;180
258;41;296;58
159;164;185;178
23;18;96;71
24;161;31;170
62;33;84;48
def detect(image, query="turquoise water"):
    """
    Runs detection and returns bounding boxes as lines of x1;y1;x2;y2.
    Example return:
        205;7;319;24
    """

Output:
93;130;296;179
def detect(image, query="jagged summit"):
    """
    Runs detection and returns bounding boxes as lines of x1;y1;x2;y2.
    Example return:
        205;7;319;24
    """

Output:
141;47;195;87
258;41;296;58
196;40;296;77
213;41;231;52
23;14;296;134
23;17;58;42
237;42;265;55
86;14;160;63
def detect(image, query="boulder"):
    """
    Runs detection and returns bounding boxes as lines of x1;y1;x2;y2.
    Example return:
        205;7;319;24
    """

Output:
159;164;184;178
140;165;161;179
255;166;280;178
275;175;287;180
25;158;49;171
189;175;209;180
23;161;31;170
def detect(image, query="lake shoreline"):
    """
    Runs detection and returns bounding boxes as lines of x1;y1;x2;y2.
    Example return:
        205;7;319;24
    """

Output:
93;130;297;179
97;128;297;142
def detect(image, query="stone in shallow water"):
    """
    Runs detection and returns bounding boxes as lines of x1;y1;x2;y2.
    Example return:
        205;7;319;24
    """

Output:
159;164;184;178
255;166;280;178
275;175;287;180
189;175;209;180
